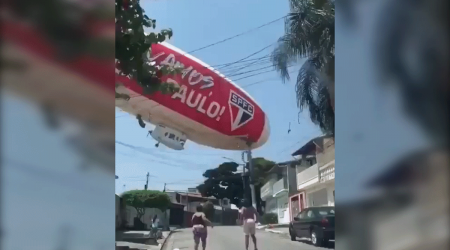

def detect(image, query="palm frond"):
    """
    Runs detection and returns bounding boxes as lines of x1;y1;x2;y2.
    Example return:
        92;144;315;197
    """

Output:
273;0;335;134
295;57;322;112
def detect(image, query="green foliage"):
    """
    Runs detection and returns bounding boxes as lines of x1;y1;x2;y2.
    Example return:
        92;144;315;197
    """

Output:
196;158;276;208
261;213;278;225
271;0;335;135
202;201;215;221
115;0;181;100
121;190;171;218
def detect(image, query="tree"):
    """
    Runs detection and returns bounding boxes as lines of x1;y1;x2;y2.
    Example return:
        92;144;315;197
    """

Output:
271;0;335;135
202;201;215;221
121;190;171;220
115;0;180;100
196;158;276;210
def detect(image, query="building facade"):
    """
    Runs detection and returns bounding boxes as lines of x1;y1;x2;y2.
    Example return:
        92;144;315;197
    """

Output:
290;135;335;217
261;161;301;224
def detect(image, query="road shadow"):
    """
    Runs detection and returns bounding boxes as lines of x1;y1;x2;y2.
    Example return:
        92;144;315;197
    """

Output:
296;239;335;249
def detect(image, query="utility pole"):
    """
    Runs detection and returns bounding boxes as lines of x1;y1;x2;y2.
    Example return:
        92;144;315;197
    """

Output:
145;172;149;190
242;141;256;209
246;150;257;209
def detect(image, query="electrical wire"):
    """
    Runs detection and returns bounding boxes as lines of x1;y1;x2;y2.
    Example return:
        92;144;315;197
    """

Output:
187;16;286;54
231;64;297;82
216;43;276;70
240;69;299;88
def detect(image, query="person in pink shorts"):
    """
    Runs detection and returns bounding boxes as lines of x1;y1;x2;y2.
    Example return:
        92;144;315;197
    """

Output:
240;199;258;250
192;205;213;250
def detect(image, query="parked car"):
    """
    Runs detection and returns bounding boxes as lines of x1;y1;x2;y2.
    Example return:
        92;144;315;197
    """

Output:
289;206;335;247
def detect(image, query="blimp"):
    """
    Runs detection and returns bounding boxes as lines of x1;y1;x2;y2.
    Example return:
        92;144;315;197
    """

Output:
116;42;270;150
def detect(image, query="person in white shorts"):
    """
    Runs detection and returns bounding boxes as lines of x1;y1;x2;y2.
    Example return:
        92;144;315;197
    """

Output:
240;199;258;250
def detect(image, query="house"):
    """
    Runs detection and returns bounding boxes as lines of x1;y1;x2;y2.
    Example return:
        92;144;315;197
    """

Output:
260;160;306;224
165;189;237;226
291;135;335;213
165;189;230;212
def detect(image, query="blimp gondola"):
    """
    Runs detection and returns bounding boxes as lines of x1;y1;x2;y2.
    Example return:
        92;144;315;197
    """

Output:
116;42;270;150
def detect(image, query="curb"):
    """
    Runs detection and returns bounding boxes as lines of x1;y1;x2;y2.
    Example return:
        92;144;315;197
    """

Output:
265;229;288;234
159;229;176;250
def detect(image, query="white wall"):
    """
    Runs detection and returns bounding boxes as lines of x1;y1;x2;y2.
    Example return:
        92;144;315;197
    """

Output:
265;197;277;214
306;181;335;207
276;194;290;224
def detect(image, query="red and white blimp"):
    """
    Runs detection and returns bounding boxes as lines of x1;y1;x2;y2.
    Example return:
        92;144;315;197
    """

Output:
116;42;270;150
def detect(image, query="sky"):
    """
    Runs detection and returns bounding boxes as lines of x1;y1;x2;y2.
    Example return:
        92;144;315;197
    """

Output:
115;0;323;194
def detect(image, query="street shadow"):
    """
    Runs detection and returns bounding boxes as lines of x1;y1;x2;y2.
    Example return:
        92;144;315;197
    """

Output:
296;239;335;249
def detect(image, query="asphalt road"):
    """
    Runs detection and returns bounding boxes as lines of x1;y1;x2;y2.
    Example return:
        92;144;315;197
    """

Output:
163;226;334;250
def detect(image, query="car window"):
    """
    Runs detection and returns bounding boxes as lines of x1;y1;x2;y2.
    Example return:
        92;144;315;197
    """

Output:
297;210;307;219
317;208;335;216
306;210;315;218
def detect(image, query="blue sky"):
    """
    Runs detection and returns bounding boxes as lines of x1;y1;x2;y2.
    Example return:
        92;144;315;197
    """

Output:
115;0;322;193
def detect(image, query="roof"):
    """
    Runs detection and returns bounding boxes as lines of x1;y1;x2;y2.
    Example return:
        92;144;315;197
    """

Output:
266;160;299;174
177;192;217;200
291;135;331;156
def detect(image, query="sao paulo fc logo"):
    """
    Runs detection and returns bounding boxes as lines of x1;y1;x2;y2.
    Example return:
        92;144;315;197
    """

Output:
228;90;254;131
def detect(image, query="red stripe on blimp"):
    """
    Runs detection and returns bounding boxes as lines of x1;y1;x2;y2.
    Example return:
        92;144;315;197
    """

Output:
1;20;115;93
118;43;265;143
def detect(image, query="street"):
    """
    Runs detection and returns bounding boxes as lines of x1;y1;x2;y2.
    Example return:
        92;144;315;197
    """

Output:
163;226;334;250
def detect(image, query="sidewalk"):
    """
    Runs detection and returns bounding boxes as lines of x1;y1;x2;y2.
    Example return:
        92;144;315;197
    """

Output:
116;229;175;250
256;224;290;236
264;227;289;235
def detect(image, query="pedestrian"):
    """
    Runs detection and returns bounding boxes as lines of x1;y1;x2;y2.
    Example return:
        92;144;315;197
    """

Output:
240;199;258;250
192;204;213;250
151;215;159;238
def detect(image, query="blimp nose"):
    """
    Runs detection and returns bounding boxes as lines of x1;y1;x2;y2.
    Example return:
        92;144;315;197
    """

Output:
254;114;270;148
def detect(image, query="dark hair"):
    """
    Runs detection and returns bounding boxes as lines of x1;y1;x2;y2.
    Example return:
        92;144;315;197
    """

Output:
196;204;203;212
242;198;252;208
152;214;158;223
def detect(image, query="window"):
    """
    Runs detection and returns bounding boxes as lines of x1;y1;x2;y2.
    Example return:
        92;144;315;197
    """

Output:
307;210;315;218
297;210;307;219
168;133;176;139
164;132;168;137
316;208;335;216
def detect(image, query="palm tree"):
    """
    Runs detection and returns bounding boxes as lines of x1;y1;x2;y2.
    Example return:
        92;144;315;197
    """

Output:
271;0;335;135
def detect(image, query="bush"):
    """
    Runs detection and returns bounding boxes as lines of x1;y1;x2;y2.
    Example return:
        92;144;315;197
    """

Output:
261;213;278;225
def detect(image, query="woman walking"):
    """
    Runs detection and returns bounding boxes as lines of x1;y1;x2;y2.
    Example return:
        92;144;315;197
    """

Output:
151;215;160;238
192;205;213;250
240;199;258;250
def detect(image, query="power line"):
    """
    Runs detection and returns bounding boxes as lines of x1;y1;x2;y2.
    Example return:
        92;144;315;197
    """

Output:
231;64;297;82
206;55;272;69
187;16;286;54
215;43;276;70
240;69;299;88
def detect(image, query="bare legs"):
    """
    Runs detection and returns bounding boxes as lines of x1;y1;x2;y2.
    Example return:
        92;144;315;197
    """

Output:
251;234;257;250
194;235;207;250
194;237;200;250
245;235;250;250
201;238;207;250
245;234;257;250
